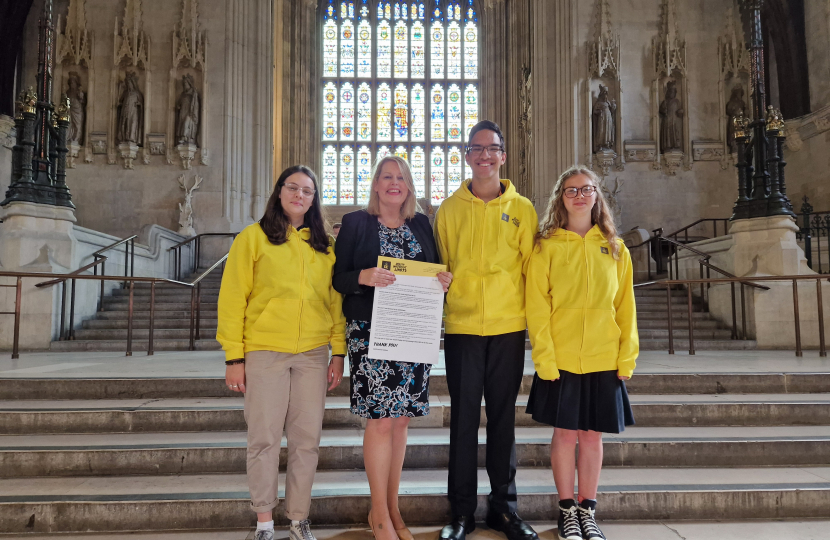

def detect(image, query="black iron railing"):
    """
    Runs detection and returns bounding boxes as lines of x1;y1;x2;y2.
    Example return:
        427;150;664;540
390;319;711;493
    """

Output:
35;235;137;341
636;274;829;357
169;233;237;281
797;196;830;273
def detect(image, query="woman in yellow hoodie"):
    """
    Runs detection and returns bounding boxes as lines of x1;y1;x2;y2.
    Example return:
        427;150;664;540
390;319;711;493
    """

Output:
525;166;637;540
217;165;346;540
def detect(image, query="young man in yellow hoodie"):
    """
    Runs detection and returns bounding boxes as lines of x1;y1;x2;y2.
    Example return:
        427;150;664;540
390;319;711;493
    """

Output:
434;121;539;540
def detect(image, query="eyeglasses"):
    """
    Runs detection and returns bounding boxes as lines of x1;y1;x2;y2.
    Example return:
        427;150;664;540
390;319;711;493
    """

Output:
563;186;597;198
283;183;316;197
466;145;504;157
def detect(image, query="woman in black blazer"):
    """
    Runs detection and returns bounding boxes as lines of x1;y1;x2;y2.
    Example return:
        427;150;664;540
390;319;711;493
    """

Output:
333;156;451;540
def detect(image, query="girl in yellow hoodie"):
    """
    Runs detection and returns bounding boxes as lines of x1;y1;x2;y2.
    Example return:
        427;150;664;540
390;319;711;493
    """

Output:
525;166;638;540
217;165;346;540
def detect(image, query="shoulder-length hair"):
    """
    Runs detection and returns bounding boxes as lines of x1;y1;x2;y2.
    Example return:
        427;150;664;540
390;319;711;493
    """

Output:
260;165;331;254
536;165;621;260
365;155;422;220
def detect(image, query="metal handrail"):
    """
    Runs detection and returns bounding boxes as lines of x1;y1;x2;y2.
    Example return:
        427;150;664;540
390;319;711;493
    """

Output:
663;218;729;243
636;274;830;357
0;271;194;359
168;233;237;281
32;234;137;341
187;253;229;349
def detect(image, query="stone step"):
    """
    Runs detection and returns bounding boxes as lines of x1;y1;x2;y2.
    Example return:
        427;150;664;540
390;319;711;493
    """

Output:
71;329;221;341
83;319;220;330
3;394;829;434
3;371;827;401
111;290;219;300
50;339;222;352
102;300;219;311
638;329;734;340
50;336;751;352
95;310;219;320
3;426;830;477
9;521;830;540
1;467;828;533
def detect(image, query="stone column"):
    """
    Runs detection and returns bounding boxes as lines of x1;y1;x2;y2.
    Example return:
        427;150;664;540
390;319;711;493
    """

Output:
280;0;319;169
224;0;274;227
531;0;578;211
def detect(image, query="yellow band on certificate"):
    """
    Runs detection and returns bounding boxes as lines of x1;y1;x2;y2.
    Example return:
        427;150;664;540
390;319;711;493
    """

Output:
377;256;446;277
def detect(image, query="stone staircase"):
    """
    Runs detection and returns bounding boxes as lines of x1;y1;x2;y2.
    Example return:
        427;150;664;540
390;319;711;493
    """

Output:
0;354;828;534
51;271;756;352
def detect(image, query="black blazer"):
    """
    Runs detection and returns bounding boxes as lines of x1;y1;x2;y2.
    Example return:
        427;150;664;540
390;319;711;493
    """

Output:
333;210;440;321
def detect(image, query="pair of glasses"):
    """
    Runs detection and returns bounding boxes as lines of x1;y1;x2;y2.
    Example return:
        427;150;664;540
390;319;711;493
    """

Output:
563;186;597;198
466;145;504;157
283;183;316;197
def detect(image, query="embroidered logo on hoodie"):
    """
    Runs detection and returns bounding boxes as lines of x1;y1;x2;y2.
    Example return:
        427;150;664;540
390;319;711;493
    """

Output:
501;213;509;222
512;217;520;227
600;247;609;254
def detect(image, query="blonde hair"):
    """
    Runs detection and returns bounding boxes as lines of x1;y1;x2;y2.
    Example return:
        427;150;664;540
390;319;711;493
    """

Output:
536;165;621;260
365;155;422;220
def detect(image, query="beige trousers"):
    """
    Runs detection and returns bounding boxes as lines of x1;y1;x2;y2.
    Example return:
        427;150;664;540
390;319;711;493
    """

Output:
244;346;329;517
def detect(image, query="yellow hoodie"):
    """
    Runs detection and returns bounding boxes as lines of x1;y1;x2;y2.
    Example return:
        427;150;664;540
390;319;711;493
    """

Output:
217;223;347;361
526;225;638;379
434;179;538;336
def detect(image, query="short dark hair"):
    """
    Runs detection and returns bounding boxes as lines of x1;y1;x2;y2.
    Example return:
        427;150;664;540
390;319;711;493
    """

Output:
467;120;505;148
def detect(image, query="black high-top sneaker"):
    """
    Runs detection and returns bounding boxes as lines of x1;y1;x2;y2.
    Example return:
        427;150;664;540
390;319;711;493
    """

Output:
577;500;606;540
557;499;582;540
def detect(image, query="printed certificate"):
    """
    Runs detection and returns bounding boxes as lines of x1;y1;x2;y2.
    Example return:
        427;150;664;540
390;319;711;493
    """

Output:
368;256;447;364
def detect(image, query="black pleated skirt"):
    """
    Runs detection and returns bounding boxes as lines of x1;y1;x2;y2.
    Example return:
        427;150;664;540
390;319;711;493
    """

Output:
525;370;635;434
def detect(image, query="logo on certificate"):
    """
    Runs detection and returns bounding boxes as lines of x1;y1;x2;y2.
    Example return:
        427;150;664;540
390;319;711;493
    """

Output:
382;260;392;270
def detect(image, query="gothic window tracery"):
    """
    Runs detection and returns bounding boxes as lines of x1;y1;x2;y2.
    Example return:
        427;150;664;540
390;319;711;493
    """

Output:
321;0;479;205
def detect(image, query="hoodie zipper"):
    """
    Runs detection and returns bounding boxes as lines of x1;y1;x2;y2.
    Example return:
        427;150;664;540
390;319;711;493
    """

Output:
296;231;305;354
479;199;486;334
580;234;589;373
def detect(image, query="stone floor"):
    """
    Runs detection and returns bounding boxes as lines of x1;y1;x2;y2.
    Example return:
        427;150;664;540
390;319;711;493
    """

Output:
3;521;830;540
1;349;829;535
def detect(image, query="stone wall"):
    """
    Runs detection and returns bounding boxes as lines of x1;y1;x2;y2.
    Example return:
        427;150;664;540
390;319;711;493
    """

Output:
0;115;12;201
12;0;274;242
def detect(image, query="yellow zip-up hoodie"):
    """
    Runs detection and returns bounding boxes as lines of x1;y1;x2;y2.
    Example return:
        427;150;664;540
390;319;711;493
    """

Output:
526;225;638;379
216;223;346;361
434;179;538;336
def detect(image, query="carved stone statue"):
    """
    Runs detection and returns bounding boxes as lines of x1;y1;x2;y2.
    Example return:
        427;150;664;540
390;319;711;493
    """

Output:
175;74;200;145
659;80;683;152
600;176;624;227
177;174;203;237
117;71;144;145
66;72;86;145
725;84;746;153
592;84;617;153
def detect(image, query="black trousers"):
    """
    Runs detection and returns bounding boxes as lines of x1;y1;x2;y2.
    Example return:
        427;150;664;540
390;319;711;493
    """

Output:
444;331;526;516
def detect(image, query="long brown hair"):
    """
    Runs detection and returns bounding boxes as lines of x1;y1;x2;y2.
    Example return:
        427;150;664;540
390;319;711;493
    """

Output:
536;166;621;260
260;165;331;253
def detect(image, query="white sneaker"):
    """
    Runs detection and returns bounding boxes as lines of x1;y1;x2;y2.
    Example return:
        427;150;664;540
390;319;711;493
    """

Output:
290;520;317;540
254;530;275;540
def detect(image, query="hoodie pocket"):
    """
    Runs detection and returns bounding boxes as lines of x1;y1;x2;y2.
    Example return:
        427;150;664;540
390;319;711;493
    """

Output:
445;275;480;326
300;299;334;342
584;309;621;359
250;297;300;343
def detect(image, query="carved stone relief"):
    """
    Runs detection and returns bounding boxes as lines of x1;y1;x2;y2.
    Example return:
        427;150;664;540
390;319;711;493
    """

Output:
56;0;93;167
715;4;749;169
518;64;532;193
177;173;202;236
587;0;624;175
651;0;690;174
599;176;624;227
168;0;208;170
110;0;151;169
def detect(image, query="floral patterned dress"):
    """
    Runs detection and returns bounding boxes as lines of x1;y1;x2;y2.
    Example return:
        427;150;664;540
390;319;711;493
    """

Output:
348;222;431;419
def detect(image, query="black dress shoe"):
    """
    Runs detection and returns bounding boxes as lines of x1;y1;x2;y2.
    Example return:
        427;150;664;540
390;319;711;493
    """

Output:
485;512;539;540
439;515;476;540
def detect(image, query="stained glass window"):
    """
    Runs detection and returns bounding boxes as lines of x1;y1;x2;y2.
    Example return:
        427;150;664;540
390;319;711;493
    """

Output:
357;83;372;141
322;0;479;205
